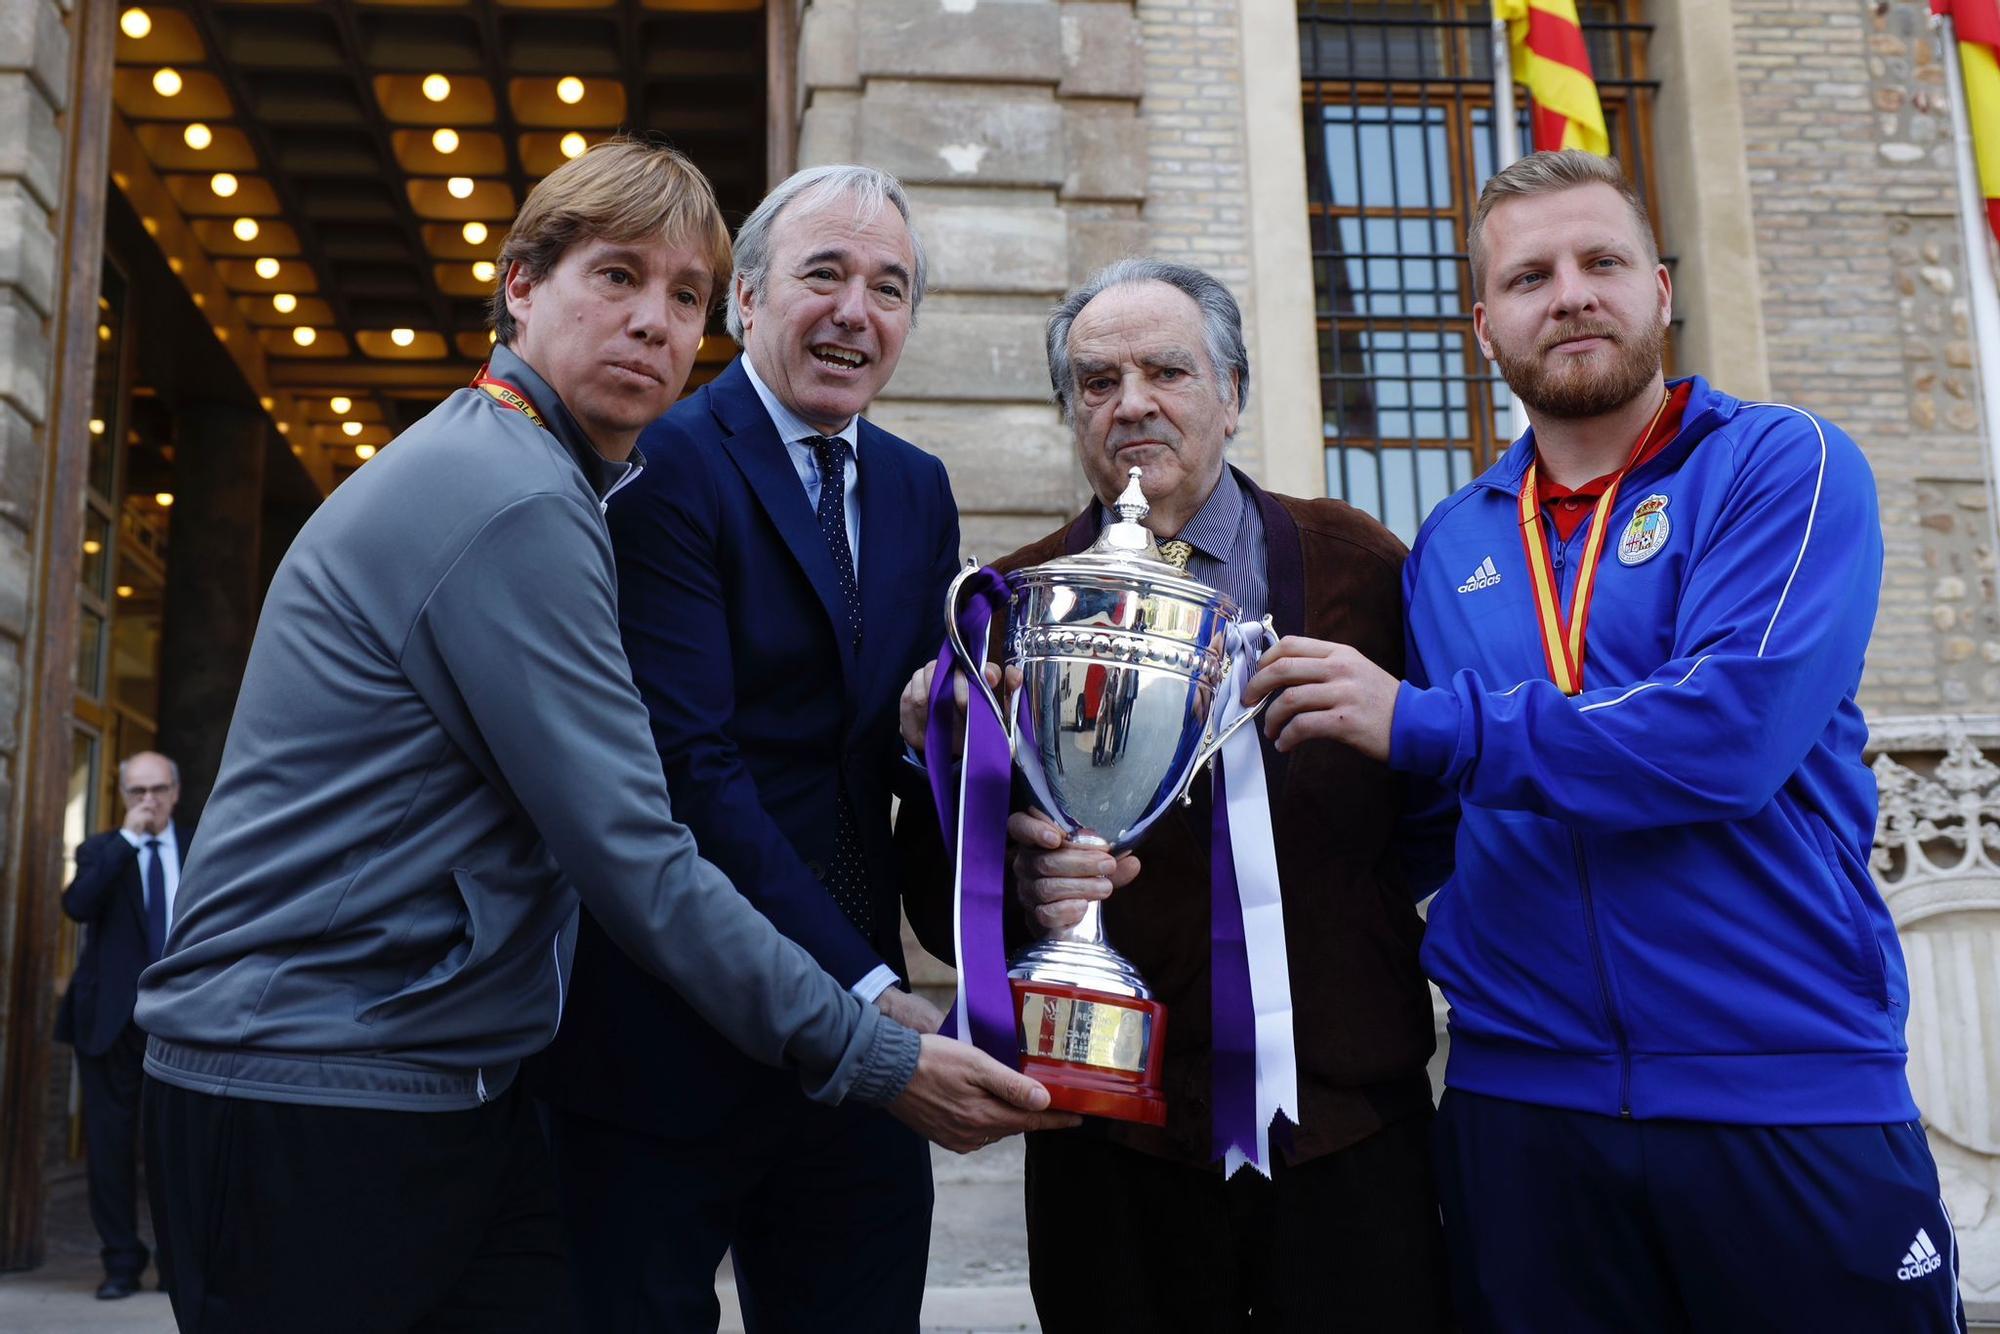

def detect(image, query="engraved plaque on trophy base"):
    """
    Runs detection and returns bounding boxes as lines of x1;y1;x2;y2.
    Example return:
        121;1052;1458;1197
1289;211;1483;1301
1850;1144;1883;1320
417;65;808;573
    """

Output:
1011;977;1168;1126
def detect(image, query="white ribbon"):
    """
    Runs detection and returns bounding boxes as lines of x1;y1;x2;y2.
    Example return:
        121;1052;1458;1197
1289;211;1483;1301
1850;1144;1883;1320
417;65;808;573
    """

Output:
1215;619;1298;1178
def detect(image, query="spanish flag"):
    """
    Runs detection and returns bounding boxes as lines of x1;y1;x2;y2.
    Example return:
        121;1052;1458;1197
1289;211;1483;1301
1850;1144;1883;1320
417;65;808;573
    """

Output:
1937;0;2000;243
1495;0;1610;156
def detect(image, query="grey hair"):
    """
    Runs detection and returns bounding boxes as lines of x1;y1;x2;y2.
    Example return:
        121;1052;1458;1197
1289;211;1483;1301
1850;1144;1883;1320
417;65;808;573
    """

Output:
118;752;180;788
723;165;928;341
1045;258;1250;423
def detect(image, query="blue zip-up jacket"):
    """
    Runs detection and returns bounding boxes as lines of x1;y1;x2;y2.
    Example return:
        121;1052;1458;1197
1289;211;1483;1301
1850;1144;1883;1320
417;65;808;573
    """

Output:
1389;375;1915;1125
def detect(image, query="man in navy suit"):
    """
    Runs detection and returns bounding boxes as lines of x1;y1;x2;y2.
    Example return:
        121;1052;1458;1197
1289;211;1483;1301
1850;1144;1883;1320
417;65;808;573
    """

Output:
538;165;965;1331
57;750;185;1300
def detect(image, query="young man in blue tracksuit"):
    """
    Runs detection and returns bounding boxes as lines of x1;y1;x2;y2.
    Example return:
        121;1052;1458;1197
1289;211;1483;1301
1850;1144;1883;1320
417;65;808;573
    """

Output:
1246;150;1965;1331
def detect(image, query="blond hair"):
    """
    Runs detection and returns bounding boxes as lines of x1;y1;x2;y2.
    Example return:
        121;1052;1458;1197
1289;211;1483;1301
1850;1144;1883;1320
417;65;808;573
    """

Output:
488;137;733;344
1466;150;1656;299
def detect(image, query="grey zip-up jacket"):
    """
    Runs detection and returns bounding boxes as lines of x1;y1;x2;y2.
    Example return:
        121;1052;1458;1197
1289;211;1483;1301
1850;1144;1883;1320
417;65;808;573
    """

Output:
137;346;920;1111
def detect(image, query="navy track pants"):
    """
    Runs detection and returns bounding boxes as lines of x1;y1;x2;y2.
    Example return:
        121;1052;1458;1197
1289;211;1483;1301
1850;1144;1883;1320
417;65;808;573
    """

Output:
1433;1089;1967;1333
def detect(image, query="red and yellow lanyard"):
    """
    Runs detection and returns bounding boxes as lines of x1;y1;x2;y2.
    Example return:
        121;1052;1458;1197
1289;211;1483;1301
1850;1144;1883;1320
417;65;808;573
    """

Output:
1515;391;1672;696
471;363;547;430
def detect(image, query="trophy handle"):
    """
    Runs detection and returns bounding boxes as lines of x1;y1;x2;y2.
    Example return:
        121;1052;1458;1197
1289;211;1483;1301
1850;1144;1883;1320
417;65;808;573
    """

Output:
1179;613;1277;803
944;561;1010;736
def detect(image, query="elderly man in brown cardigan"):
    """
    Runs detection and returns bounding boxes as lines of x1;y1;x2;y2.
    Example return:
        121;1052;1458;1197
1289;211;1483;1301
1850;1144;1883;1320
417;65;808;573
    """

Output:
899;258;1451;1333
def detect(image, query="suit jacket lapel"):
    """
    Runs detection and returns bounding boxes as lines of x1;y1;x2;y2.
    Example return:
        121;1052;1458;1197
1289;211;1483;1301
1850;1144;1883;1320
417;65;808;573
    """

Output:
853;419;911;719
711;360;860;673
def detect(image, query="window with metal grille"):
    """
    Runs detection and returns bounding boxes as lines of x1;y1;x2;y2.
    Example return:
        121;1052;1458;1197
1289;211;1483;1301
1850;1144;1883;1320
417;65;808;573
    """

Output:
1299;1;1661;543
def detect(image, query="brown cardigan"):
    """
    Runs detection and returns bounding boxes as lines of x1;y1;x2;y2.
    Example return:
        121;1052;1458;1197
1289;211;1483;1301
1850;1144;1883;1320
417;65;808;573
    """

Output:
901;468;1437;1168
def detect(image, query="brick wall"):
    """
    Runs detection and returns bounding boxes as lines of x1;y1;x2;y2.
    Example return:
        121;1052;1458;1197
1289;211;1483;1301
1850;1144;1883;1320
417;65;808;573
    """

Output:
1733;0;1989;714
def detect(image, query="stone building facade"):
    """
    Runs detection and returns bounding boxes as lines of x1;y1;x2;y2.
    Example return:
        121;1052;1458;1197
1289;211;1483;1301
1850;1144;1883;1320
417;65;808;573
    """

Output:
0;0;1993;1309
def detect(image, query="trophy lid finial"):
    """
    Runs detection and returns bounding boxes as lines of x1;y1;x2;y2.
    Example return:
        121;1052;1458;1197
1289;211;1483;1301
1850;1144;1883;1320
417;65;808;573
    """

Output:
1086;466;1166;561
1113;466;1149;525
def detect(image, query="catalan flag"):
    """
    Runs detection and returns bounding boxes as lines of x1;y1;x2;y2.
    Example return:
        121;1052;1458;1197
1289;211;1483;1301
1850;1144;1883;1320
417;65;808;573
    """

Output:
1494;0;1610;156
1936;0;2000;243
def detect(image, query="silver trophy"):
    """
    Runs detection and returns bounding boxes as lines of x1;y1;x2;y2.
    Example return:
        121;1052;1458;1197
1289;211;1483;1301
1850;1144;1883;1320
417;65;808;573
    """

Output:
944;467;1270;1123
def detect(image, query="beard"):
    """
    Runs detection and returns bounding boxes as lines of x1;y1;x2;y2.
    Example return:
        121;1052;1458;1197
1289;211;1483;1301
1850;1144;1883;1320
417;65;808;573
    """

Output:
1491;315;1665;420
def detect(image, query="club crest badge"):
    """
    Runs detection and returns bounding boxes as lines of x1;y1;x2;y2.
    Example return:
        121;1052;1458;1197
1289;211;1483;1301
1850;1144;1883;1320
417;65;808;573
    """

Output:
1617;493;1672;566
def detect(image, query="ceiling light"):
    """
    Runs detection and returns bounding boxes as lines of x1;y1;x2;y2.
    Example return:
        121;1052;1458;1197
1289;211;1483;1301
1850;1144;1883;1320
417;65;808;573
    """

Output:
272;293;297;314
293;326;316;346
259;396;274;409
152;67;181;97
330;396;352;414
472;260;496;282
446;176;474;199
355;444;377;460
488;329;497;344
191;293;205;308
254;256;280;279
560;132;587;160
166;257;183;274
210;172;238;198
116;585;134;599
390;327;415;347
232;217;259;242
98;323;111;342
154;493;174;507
83;538;103;555
342;421;363;437
556;76;585;104
432;127;459;154
141;217;159;236
88;419;105;436
278;423;291;436
462;221;488;245
183;122;211;150
120;8;151;39
422;73;451;102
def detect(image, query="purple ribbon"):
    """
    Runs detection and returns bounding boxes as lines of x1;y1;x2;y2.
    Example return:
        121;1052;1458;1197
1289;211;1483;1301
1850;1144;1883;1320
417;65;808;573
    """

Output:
1208;748;1257;1163
926;567;1017;1067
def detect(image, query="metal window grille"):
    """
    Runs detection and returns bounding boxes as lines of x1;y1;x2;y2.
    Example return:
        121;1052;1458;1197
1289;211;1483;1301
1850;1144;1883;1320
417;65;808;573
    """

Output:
1298;1;1660;542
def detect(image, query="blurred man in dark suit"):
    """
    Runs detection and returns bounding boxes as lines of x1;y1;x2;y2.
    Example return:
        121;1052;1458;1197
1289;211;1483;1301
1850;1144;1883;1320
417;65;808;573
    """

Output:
57;750;185;1300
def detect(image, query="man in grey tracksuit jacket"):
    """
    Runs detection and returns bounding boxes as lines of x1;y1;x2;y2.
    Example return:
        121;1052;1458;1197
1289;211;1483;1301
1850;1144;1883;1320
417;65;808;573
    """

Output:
134;140;1061;1334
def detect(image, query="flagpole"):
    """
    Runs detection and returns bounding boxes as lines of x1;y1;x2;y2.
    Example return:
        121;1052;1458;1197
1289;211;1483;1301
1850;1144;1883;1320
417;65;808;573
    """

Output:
1938;12;2000;496
1491;14;1531;442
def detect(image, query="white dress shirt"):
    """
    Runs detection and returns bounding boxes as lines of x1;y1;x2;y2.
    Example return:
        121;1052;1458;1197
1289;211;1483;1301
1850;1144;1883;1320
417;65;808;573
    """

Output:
119;823;181;929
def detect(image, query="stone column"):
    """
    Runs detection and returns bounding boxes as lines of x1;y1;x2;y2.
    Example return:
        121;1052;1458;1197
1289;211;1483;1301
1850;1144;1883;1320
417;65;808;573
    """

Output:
0;0;112;1270
157;403;266;825
796;0;1147;557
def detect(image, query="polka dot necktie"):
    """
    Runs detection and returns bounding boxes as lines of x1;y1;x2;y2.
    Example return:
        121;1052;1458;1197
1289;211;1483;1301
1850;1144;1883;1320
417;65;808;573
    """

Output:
1159;539;1194;571
808;436;872;936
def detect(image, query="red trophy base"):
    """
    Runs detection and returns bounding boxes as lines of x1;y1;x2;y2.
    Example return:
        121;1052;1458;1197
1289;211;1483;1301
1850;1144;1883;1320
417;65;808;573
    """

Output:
1011;977;1168;1126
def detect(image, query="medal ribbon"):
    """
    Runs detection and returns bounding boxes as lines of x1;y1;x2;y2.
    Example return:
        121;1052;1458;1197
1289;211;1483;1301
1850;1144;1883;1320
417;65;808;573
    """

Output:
1516;392;1670;696
471;364;547;430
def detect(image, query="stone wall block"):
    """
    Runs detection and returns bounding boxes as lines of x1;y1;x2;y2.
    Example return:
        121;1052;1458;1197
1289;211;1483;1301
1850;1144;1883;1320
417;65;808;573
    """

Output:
0;0;69;111
910;203;1067;293
859;87;1063;188
1059;3;1144;99
0;181;58;318
0;399;40;534
960;512;1073;563
0;74;63;211
858;0;1062;84
866;402;1078;508
0;644;18;754
800;0;860;92
1062;103;1146;201
888;311;1053;400
0;291;49;426
0;523;29;641
1065;215;1148;283
797;91;860;166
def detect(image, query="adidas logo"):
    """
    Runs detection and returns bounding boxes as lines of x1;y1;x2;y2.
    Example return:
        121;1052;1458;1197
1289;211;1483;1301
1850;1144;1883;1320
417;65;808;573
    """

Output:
1457;556;1502;593
1896;1227;1943;1281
